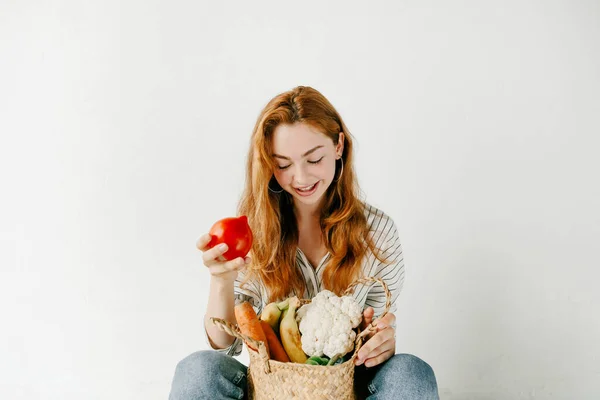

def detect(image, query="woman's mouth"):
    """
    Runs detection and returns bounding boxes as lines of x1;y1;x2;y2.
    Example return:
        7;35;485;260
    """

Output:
293;182;319;196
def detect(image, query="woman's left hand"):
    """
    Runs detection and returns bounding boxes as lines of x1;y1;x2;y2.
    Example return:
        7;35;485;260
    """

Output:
354;307;396;368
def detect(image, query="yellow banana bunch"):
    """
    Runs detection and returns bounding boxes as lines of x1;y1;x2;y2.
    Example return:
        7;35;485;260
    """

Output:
279;296;307;363
259;299;289;333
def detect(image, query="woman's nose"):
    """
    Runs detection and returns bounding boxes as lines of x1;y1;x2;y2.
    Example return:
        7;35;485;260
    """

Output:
292;164;310;185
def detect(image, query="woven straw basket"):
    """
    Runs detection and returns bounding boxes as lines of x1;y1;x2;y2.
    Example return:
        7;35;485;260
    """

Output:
211;276;391;400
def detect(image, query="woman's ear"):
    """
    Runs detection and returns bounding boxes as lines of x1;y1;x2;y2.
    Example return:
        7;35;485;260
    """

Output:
336;132;345;159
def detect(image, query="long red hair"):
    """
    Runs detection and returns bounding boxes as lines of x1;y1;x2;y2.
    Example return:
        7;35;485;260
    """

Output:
238;86;386;302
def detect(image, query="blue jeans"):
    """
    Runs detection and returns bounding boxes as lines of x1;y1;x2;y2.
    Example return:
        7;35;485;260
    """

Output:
169;350;439;399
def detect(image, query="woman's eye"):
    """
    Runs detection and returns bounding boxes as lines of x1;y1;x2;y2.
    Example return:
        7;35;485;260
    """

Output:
308;157;324;164
277;164;291;170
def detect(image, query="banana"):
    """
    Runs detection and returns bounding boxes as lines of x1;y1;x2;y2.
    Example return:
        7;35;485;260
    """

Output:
259;299;289;333
279;296;307;363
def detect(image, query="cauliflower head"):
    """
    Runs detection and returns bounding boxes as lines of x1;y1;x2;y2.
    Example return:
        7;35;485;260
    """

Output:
297;290;363;358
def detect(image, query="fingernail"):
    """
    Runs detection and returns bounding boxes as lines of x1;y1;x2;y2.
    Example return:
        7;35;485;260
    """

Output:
355;358;362;366
245;257;251;264
218;243;227;251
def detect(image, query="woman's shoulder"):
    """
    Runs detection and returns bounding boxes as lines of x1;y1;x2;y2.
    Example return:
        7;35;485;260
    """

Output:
362;202;398;236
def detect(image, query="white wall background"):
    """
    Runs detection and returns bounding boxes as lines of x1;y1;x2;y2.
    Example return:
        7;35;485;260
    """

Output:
1;1;599;399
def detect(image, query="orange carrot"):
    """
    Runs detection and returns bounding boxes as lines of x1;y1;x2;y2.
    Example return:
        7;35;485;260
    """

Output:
234;301;270;356
260;320;290;362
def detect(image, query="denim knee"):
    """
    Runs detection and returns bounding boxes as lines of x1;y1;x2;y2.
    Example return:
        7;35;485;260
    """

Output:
169;350;247;400
370;353;439;399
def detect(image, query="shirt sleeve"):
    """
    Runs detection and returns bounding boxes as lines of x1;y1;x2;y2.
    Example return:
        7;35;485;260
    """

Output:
203;270;264;357
363;218;405;327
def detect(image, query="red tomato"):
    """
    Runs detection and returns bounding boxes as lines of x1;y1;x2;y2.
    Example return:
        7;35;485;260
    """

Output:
207;215;253;261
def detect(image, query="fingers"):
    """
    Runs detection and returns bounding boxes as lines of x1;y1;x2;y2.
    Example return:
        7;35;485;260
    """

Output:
375;312;396;330
361;331;395;365
196;233;212;251
355;327;395;366
209;257;249;275
363;349;395;368
197;231;252;282
224;257;250;272
360;307;374;331
356;327;394;360
202;243;229;266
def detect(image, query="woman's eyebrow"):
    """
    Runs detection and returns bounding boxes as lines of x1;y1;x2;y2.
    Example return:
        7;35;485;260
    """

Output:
273;145;324;160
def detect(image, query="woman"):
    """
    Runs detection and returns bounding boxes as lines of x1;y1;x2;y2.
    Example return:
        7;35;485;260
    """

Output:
169;86;439;399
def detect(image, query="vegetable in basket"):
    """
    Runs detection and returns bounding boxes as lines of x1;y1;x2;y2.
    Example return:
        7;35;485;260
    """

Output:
296;289;363;359
234;301;269;356
304;354;343;366
305;356;329;365
259;320;290;362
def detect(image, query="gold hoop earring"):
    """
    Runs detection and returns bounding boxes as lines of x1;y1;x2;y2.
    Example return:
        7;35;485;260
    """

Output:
333;158;344;182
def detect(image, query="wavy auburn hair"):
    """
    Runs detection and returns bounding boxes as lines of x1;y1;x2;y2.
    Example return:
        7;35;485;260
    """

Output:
238;86;387;302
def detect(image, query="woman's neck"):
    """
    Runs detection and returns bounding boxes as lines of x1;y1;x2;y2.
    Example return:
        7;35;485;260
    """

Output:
293;196;325;224
294;204;321;229
295;208;327;267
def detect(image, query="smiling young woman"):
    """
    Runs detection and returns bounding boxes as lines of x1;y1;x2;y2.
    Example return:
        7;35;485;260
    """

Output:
238;91;387;305
169;86;439;400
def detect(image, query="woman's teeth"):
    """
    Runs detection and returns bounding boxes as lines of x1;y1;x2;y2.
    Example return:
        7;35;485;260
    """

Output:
294;182;319;196
297;183;316;192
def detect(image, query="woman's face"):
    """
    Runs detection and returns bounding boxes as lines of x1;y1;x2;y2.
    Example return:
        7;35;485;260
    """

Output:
271;123;344;209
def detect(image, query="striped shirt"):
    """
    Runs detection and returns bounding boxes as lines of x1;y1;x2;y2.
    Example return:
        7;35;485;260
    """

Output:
204;203;405;356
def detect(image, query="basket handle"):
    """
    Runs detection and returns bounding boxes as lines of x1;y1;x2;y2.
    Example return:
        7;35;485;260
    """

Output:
210;317;271;373
343;276;392;344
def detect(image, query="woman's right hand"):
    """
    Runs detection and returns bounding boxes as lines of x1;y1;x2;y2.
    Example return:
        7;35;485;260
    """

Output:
196;233;251;284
